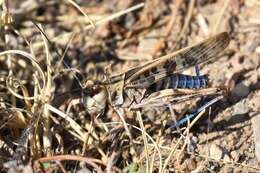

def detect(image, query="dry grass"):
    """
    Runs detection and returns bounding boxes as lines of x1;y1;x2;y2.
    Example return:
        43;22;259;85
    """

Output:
0;0;260;173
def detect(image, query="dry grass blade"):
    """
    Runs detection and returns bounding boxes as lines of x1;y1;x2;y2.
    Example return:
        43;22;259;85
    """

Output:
39;23;52;155
54;2;145;42
154;143;260;172
137;110;150;173
84;3;144;31
1;1;259;172
150;0;182;56
162;109;207;172
103;121;163;172
46;104;88;141
0;50;46;100
34;155;103;172
66;0;95;29
173;0;195;47
114;108;133;141
212;0;230;33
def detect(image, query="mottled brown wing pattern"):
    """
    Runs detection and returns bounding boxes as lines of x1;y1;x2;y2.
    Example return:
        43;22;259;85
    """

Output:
104;32;230;108
124;32;229;88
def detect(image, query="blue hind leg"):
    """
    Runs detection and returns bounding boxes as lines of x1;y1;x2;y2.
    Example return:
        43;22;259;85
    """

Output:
170;95;223;129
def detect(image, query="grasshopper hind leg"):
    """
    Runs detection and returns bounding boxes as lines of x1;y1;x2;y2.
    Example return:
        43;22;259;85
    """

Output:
169;95;224;129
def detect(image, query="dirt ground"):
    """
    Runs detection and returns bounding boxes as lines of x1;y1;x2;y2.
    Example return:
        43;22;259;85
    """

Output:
0;0;260;172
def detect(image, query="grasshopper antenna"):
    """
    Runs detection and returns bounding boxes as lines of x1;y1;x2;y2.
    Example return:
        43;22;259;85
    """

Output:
31;21;85;89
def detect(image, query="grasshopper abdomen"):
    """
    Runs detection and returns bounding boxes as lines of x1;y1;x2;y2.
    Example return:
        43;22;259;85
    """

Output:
152;74;209;91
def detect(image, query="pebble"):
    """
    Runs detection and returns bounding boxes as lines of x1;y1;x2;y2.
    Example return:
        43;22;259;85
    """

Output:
224;166;234;173
209;144;223;160
231;150;240;162
137;30;158;54
209;144;231;162
77;168;92;173
234;167;242;173
124;13;136;29
185;157;197;171
231;82;250;98
232;99;250;115
221;140;227;147
187;136;198;153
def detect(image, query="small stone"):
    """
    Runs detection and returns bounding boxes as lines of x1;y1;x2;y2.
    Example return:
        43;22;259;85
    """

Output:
187;135;199;152
22;165;34;173
231;82;250;98
234;167;242;173
195;156;202;162
209;144;231;162
209;144;223;160
224;166;234;173
223;154;231;162
137;30;159;54
191;136;199;144
231;150;240;162
233;99;250;115
222;140;227;147
255;46;260;54
184;157;197;171
124;13;136;29
77;168;92;173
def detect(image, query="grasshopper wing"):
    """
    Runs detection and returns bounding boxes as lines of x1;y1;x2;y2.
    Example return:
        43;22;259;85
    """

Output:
125;32;230;88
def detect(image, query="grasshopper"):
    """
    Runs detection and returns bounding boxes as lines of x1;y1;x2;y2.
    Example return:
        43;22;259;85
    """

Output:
86;32;230;115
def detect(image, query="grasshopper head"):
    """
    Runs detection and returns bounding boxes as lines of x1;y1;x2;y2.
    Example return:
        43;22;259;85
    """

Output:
84;81;108;115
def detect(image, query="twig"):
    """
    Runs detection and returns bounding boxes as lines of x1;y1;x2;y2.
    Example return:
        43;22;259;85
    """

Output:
137;111;150;173
102;121;163;172
66;0;95;29
213;0;230;33
34;155;103;173
162;109;206;172
151;0;182;56
85;3;144;31
175;0;195;44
